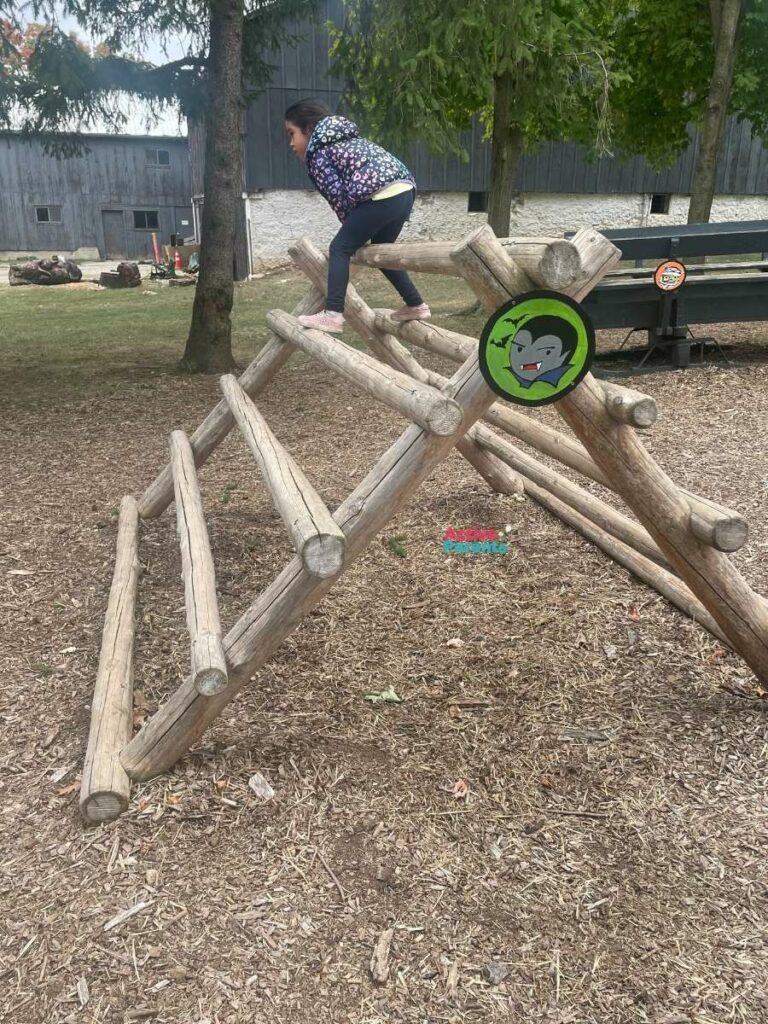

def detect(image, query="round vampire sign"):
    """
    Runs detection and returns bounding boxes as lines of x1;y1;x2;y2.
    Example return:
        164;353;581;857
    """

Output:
478;290;595;407
653;259;686;292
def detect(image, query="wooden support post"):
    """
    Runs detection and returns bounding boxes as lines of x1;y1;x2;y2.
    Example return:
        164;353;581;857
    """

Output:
472;423;668;568
266;310;463;436
221;375;346;578
120;227;554;783
458;225;768;683
138;286;325;519
600;380;657;429
80;495;140;823
521;478;728;646
170;431;228;696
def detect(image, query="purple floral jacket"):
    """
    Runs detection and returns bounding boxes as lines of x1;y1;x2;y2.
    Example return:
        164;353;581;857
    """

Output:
305;116;415;221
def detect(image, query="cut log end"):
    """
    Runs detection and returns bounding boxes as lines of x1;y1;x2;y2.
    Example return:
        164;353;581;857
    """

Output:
194;666;229;696
191;632;228;695
425;399;465;437
80;787;129;825
601;381;658;429
302;533;346;579
689;510;749;553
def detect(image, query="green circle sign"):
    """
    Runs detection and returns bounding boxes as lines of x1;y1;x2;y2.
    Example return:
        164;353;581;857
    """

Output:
478;290;595;407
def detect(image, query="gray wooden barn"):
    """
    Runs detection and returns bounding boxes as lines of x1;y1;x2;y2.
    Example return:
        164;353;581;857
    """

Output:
0;133;192;261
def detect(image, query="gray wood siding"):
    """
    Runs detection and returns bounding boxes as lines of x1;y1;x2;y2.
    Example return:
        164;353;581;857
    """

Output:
0;134;191;257
242;0;768;196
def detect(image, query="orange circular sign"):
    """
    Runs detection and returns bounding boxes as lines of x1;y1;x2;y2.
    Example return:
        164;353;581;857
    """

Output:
653;259;687;292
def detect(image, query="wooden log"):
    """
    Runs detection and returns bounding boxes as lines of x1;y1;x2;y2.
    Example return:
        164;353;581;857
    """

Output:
686;494;748;553
472;422;668;567
138;286;325;519
457;225;768;683
170;431;228;696
520;477;728;646
80;495;140;823
600;380;657;429
291;237;522;494
120;227;532;782
353;235;584;290
266;309;463;437
450;230;534;309
220;375;346;578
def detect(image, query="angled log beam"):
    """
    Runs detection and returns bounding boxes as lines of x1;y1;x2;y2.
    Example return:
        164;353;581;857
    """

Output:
266;310;463;436
80;495;140;823
170;431;228;696
221;375;346;579
520;478;728;646
456;225;768;683
472;423;668;568
138;286;325;519
120;227;543;782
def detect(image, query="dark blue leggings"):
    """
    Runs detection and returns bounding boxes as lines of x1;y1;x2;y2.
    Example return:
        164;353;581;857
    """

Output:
326;189;424;313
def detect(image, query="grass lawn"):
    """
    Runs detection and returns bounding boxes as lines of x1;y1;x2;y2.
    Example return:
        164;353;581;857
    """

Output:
0;268;482;382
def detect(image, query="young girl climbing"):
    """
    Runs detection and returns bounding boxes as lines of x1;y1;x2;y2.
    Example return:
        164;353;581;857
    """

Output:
284;99;430;333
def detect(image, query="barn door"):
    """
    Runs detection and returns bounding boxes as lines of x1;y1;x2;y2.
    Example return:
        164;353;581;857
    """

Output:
102;210;126;259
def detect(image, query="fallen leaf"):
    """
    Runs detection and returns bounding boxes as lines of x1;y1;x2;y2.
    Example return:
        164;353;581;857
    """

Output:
56;781;80;796
628;606;640;621
451;779;468;799
363;686;403;704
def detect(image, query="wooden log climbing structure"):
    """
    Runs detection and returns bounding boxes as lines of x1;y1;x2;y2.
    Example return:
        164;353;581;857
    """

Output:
80;224;768;823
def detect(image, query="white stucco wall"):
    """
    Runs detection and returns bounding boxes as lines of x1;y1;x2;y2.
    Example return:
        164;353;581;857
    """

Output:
246;189;768;272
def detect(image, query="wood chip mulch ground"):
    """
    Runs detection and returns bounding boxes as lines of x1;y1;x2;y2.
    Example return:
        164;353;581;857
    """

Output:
2;319;768;1024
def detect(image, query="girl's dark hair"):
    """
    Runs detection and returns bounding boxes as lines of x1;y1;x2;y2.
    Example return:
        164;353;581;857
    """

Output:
284;98;332;134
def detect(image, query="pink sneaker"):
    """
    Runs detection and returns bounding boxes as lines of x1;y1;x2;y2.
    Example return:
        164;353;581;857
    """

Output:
298;310;345;333
391;303;431;322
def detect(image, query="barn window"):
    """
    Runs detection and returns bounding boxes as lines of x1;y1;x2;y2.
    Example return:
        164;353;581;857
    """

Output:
468;191;489;213
650;193;672;214
35;205;62;223
133;210;160;229
146;147;171;166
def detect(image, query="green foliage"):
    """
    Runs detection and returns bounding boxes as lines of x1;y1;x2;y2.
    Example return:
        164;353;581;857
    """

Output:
6;0;320;148
608;0;768;167
386;534;408;558
329;0;620;161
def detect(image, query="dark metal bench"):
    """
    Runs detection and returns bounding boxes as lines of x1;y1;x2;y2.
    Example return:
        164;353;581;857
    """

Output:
565;220;768;371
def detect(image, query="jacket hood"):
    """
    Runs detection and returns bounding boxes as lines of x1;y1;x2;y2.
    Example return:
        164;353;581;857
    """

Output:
306;115;360;160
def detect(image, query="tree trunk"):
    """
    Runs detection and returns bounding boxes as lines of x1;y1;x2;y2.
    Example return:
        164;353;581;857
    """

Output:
487;70;524;238
180;0;244;373
687;0;742;224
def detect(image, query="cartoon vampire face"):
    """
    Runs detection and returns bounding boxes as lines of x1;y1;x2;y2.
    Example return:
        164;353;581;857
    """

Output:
501;314;578;389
